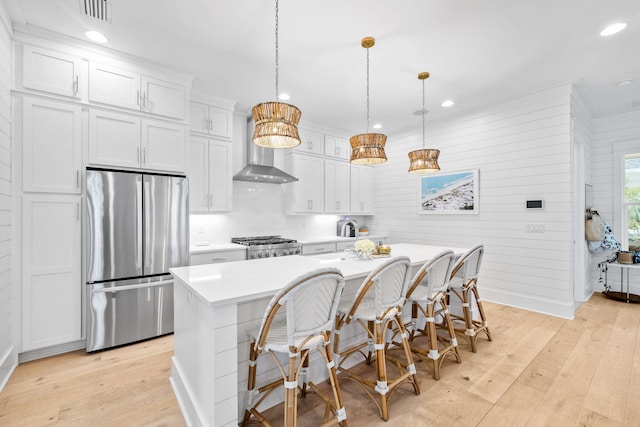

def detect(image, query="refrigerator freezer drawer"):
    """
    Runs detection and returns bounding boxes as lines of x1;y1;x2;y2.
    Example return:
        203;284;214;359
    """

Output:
86;277;173;352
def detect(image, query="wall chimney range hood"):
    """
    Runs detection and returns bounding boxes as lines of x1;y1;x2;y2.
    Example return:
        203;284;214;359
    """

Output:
233;118;298;184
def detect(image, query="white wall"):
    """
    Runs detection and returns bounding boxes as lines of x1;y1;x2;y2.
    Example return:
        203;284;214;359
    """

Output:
591;110;640;294
0;0;14;391
369;84;576;318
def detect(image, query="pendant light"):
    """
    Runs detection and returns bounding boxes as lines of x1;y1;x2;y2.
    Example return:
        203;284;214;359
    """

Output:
408;72;440;173
350;36;387;164
251;0;301;149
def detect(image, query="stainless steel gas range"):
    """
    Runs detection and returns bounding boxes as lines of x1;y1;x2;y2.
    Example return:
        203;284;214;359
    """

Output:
231;236;302;259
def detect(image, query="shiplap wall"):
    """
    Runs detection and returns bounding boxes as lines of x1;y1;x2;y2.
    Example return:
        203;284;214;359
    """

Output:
369;84;575;318
591;110;640;294
0;1;14;391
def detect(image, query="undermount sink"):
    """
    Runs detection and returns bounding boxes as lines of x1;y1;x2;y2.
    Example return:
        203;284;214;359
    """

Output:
310;251;357;262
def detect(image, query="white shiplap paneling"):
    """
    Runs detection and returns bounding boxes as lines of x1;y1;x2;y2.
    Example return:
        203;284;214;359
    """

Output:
370;84;575;318
0;0;13;393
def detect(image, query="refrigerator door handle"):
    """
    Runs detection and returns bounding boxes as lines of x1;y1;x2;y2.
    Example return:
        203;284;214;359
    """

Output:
136;175;144;272
90;279;174;294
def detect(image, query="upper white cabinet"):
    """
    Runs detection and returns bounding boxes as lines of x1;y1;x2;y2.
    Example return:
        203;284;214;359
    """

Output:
22;97;82;193
187;136;232;212
297;128;324;156
22;194;81;351
284;153;324;213
190;101;233;139
89;109;186;173
324;159;350;214
89;62;187;120
21;45;84;99
324;135;350;161
350;164;374;214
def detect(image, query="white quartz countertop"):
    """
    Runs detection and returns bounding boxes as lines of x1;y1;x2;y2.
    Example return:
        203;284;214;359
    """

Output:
189;243;247;254
171;243;468;307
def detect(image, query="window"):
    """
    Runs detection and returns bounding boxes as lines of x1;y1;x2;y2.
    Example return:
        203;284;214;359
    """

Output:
625;154;640;251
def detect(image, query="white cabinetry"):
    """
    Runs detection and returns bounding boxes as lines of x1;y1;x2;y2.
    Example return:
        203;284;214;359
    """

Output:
324;159;349;214
302;242;336;255
350;164;374;214
21;45;84;99
89;62;186;119
297;128;324;155
22;97;81;193
22;194;81;351
89;109;186;173
324;135;350;161
189;102;233;139
285;153;324;213
187;136;232;212
190;250;246;265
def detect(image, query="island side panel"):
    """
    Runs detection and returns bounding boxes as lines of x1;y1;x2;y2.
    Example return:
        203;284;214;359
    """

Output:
172;279;239;426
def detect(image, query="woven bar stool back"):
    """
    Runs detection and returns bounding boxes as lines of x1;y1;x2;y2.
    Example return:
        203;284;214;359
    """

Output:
448;244;492;353
333;256;419;421
242;267;348;427
405;250;461;380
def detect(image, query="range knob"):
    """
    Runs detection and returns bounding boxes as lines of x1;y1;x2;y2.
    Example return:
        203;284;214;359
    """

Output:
274;249;283;257
257;252;264;258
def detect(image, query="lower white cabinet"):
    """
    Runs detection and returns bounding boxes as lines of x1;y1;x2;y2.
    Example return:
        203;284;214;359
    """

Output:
22;194;81;351
324;159;349;214
186;136;232;212
190;250;246;265
89;109;186;173
350;164;374;214
301;242;336;255
284;153;324;214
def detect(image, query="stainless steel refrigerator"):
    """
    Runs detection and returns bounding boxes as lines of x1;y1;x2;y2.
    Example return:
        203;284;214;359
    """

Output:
85;168;189;351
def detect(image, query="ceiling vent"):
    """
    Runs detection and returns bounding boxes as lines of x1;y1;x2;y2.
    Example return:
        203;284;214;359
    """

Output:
81;0;111;22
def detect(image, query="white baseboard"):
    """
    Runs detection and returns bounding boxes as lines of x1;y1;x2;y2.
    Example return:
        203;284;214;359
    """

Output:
18;339;85;363
0;345;18;392
170;356;203;427
481;287;575;319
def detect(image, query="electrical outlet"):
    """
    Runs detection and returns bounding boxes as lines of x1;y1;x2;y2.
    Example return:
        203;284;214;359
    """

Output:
198;225;205;234
525;224;545;233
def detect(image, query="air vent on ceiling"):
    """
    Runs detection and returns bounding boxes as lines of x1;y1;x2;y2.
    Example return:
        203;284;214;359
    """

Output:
82;0;111;22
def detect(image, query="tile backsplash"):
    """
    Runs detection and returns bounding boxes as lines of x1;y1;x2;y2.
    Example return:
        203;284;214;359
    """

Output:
190;181;367;244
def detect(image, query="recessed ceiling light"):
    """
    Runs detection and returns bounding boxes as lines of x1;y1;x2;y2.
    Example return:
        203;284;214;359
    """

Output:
85;30;108;43
618;79;633;86
441;100;454;107
278;93;290;101
372;123;382;129
600;22;627;36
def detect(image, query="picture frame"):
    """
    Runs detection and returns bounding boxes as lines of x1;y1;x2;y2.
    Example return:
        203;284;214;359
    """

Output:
417;169;479;214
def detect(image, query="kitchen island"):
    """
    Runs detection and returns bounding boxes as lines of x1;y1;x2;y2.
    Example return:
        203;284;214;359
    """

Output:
169;243;469;426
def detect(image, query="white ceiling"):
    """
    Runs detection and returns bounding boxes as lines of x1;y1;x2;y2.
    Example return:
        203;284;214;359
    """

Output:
6;0;640;134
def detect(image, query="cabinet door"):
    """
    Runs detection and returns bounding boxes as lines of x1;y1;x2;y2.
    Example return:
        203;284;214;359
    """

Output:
325;159;350;214
89;110;141;169
291;154;323;213
350;164;374;214
186;136;209;211
22;97;81;193
335;160;350;213
22;45;83;99
297;128;324;155
324;135;349;160
89;62;141;111
189;101;209;134
142;119;186;173
208;106;233;139
336;138;351;161
209;139;233;212
142;76;186;120
22;194;81;351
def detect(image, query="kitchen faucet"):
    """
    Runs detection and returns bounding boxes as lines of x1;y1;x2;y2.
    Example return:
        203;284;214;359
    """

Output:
340;219;359;238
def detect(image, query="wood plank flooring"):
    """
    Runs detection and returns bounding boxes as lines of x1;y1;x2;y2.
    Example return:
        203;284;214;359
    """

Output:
1;293;639;426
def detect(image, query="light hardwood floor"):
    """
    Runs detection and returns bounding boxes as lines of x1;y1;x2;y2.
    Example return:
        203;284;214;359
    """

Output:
1;293;639;426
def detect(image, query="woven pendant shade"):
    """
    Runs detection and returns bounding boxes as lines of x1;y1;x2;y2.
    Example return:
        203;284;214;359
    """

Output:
408;148;440;173
408;71;440;173
252;102;301;148
350;133;387;164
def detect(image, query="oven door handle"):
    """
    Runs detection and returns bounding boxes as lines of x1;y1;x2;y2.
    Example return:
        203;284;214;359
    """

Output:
90;279;174;293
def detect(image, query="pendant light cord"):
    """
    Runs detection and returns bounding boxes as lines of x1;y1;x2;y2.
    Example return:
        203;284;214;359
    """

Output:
366;46;370;132
274;0;279;99
422;77;426;149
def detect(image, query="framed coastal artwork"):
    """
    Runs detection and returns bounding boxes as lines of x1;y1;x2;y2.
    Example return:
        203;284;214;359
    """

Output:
418;169;479;214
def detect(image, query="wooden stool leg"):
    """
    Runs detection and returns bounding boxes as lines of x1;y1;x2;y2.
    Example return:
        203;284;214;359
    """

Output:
323;339;349;426
300;351;309;398
374;319;390;421
242;342;259;426
367;320;375;364
284;351;299;427
425;301;441;380
410;302;419;340
440;299;461;364
462;286;477;353
394;313;420;394
471;285;492;342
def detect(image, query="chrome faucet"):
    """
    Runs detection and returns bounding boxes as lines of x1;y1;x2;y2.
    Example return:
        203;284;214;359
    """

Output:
340;219;359;238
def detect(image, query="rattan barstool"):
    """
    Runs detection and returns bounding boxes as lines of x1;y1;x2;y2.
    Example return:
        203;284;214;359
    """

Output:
242;267;348;427
447;244;492;353
405;250;461;380
332;256;419;421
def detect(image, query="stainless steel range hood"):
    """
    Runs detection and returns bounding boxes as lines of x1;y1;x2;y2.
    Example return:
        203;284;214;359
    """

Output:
233;118;298;184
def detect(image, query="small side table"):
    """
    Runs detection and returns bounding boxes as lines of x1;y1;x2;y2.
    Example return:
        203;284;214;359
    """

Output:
604;262;640;303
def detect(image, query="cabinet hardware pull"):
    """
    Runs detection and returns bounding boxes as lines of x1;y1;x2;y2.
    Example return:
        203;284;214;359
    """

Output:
210;258;226;262
137;90;140;106
76;170;80;189
143;147;147;165
76;202;80;222
73;75;79;95
137;146;140;163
